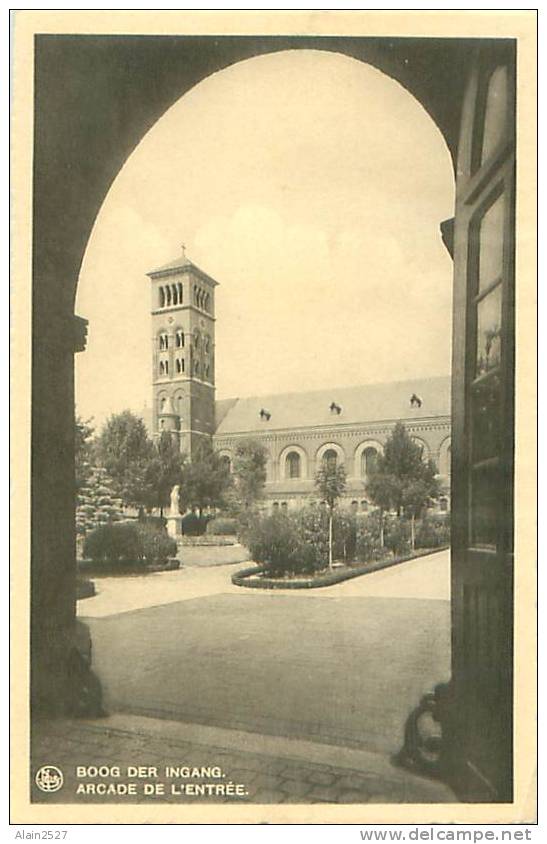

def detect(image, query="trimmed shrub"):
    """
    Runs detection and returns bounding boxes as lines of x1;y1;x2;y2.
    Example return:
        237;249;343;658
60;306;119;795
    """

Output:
180;511;209;536
355;511;385;563
76;577;96;600
415;515;451;549
83;521;177;566
83;523;142;564
384;517;411;556
332;511;357;563
246;512;326;577
136;523;177;564
206;516;239;536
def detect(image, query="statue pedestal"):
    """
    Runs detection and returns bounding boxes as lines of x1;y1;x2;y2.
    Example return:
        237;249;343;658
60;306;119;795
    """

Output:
166;515;182;539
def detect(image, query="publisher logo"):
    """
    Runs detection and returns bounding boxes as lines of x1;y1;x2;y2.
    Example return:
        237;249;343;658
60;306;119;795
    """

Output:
35;765;64;793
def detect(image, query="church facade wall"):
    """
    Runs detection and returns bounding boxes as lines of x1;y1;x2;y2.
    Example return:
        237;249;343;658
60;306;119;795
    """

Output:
213;414;451;510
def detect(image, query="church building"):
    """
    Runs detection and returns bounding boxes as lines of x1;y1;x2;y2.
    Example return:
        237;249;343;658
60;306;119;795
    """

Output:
146;252;451;511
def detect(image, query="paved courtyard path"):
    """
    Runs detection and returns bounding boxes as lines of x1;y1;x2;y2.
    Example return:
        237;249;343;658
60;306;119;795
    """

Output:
79;551;450;757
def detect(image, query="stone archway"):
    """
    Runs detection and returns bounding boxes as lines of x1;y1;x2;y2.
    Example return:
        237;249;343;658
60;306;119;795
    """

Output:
31;34;465;716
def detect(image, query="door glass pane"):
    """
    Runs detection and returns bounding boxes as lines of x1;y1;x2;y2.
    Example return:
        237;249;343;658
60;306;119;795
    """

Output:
476;285;502;376
481;66;508;164
478;193;505;292
471;464;498;548
472;373;501;462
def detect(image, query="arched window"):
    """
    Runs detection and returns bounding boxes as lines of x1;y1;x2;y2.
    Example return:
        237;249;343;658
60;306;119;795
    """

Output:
360;500;369;512
280;502;288;512
159;332;168;350
165;285;172;306
193;330;200;348
159;361;165;376
173;284;179;305
351;500;359;512
204;364;210;380
194;360;200;376
286;451;301;479
440;497;449;513
175;329;184;348
205;293;210;312
361;447;378;478
204;335;210;353
323;449;338;469
159;287;165;308
175;357;184;374
220;454;231;473
177;282;183;303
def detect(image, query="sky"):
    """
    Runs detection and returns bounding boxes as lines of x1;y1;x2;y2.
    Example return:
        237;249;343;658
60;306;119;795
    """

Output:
75;49;455;430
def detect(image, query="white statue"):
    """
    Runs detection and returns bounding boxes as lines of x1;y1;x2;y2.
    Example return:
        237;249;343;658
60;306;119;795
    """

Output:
169;485;180;516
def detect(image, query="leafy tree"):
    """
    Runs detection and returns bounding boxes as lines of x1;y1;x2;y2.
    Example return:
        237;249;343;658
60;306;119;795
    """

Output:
314;462;347;570
366;422;439;547
179;443;232;517
366;472;401;547
402;479;434;550
95;411;155;508
75;415;95;491
232;438;268;509
144;432;186;516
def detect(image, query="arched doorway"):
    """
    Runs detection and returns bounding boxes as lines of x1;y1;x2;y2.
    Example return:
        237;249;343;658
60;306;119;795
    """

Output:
31;35;515;802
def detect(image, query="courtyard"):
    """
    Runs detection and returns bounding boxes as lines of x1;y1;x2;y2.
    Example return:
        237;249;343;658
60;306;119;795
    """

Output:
79;551;450;758
32;550;453;805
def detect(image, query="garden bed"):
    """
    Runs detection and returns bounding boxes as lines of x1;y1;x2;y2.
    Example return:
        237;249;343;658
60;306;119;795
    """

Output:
231;546;449;590
77;558;180;577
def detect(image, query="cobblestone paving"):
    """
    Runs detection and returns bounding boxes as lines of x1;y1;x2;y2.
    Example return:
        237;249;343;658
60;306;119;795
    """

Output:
31;718;453;805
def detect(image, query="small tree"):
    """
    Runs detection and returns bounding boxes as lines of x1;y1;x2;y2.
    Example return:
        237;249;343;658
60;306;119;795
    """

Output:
366;422;439;548
75;415;95;491
179;443;232;517
366;472;401;547
232;438;268;510
314;462;347;570
95;410;156;509
144;432;186;516
401;479;434;551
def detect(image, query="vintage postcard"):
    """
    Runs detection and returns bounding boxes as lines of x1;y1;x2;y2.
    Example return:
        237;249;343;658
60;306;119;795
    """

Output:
10;10;537;825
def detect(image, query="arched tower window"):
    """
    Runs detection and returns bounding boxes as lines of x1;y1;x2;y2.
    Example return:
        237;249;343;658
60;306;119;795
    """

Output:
286;451;301;479
159;287;165;308
166;285;172;306
175;357;185;374
177;282;183;303
361;447;378;478
171;284;178;306
175;329;185;348
159;332;168;350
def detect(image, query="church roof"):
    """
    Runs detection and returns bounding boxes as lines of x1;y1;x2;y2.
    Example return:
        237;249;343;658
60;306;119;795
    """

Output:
214;376;450;435
147;253;219;285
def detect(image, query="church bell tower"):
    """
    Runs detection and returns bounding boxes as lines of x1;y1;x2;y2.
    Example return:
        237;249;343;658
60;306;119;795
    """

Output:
147;248;218;458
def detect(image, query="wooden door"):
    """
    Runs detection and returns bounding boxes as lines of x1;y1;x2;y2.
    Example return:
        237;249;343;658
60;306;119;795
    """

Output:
449;42;516;802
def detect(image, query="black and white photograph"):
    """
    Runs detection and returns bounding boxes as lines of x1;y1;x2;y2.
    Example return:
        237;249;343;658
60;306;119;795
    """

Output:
10;10;537;825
